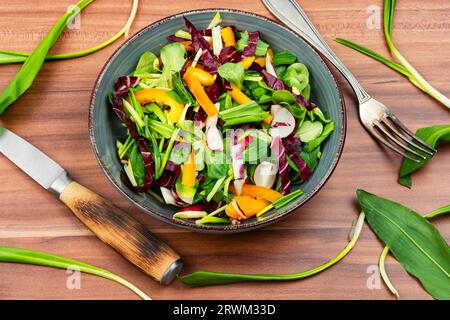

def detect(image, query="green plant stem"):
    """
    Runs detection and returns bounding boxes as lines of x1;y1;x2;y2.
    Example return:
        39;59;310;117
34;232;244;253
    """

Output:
0;0;138;65
378;204;450;299
0;246;151;300
335;0;450;109
179;212;365;287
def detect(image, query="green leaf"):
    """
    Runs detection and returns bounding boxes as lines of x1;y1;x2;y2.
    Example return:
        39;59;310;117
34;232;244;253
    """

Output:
281;63;309;93
0;245;150;300
129;143;145;186
206;151;228;179
134;51;158;75
357;189;450;300
300;147;320;171
272;51;297;66
0;0;138;66
271;90;296;104
218;63;245;89
0;0;95;114
179;211;365;287
235;32;269;57
335;38;410;77
303;121;335;152
399;125;450;187
159;42;186;88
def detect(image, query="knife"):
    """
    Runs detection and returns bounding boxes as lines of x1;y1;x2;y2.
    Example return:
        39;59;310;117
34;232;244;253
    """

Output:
0;127;183;285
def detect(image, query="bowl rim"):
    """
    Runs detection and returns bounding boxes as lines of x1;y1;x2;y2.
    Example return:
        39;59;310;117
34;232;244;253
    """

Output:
88;8;347;234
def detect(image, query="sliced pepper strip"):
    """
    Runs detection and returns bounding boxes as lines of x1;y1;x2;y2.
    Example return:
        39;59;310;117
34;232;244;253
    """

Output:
239;56;255;70
228;82;251;105
221;26;236;47
182;150;196;187
254;57;265;67
134;88;184;124
183;67;218;116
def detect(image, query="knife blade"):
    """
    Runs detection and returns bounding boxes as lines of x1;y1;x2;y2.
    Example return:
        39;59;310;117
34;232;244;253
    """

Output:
0;127;183;285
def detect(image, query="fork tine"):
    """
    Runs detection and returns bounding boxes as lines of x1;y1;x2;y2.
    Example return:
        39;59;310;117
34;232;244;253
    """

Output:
381;117;434;156
388;115;437;153
367;125;422;162
373;121;427;160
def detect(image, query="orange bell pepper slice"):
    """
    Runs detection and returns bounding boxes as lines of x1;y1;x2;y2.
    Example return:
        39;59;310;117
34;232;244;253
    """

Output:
228;82;251;105
229;184;283;203
239;56;255;70
221;26;236;47
182;150;196;187
225;196;271;220
134;88;184;124
181;41;193;52
254;57;265;67
262;114;272;125
183;67;218;117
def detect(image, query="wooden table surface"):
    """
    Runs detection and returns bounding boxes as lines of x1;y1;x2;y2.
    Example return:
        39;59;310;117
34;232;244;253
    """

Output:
0;0;449;300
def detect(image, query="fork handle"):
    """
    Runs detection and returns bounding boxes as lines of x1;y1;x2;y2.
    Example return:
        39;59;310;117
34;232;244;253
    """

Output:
263;0;371;103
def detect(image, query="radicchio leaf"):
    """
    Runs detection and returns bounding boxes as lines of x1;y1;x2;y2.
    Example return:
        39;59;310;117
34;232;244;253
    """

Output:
201;49;220;74
113;76;155;192
249;63;285;90
293;93;316;110
184;17;211;52
206;75;224;103
283;134;311;181
271;136;290;194
219;46;242;64
156;161;181;188
241;31;260;58
167;35;188;43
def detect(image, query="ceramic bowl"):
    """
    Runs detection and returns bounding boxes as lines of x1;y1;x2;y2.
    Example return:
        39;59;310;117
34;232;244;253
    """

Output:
89;9;346;233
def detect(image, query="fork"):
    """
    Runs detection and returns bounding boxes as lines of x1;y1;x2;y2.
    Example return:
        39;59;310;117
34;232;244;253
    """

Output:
262;0;436;162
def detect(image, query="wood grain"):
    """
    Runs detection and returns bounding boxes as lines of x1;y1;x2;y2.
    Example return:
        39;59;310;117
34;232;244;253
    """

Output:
0;0;449;300
59;181;181;284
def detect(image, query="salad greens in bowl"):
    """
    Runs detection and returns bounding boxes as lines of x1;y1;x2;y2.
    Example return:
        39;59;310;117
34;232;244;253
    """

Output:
89;10;346;233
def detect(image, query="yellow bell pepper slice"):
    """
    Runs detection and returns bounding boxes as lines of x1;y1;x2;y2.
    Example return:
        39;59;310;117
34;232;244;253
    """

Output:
228;82;251;105
239;56;255;70
183;67;218;117
221;26;236;47
134;88;184;124
182;150;196;187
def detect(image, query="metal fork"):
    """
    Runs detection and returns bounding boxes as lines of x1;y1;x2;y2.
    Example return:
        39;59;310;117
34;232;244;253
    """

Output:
263;0;436;162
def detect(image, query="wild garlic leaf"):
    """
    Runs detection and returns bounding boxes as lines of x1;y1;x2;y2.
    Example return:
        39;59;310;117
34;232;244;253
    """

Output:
357;190;450;300
399;125;450;188
0;246;150;300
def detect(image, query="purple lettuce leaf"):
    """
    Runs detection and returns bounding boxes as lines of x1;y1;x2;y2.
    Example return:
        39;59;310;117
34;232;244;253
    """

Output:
241;31;260;58
219;46;242;64
283;134;311;181
167;35;188;43
206;75;224;103
113;76;155;192
156;161;181;188
201;49;220;74
270;136;291;194
293;93;316;110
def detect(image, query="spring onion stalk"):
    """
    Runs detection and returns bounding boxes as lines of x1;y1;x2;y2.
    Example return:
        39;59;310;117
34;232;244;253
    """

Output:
206;177;226;202
0;0;139;114
379;204;450;298
159;128;180;177
207;205;227;217
195;216;230;225
0;0;139;65
0;246;151;300
180;212;365;286
335;0;450;109
207;12;222;29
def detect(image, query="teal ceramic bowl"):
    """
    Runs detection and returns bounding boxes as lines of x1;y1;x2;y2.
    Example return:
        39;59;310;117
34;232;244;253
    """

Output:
89;9;346;233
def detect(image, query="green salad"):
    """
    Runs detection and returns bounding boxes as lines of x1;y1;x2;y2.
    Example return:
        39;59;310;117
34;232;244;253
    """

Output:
109;12;335;225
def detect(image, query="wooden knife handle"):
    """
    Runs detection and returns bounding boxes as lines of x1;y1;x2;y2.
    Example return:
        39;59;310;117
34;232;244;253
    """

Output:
59;181;182;285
